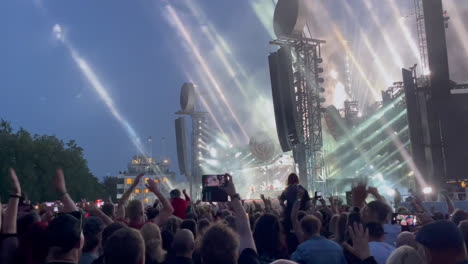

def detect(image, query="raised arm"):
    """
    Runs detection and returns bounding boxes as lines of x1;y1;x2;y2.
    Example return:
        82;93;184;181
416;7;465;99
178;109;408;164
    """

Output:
223;175;256;253
367;186;387;204
352;183;368;209
147;179;174;226
115;173;144;219
3;168;21;234
55;168;78;213
85;202;113;225
1;169;21;264
443;192;455;215
182;189;191;202
292;187;305;243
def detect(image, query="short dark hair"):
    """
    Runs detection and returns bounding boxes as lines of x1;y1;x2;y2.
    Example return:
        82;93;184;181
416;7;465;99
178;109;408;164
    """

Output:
287;173;299;186
200;223;239;264
170;189;181;198
365;201;392;223
146;207;159;220
101;203;115;218
365;222;384;239
300;215;321;236
47;214;82;253
82;216;105;252
451;209;468;225
180;219;197;238
102;222;127;247
104;228;145;264
253;214;285;259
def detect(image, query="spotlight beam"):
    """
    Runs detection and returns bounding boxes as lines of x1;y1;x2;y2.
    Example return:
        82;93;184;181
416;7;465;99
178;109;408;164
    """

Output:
164;5;249;142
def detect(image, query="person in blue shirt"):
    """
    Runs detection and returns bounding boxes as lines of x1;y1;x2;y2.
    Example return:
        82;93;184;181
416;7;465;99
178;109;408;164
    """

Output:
291;215;347;264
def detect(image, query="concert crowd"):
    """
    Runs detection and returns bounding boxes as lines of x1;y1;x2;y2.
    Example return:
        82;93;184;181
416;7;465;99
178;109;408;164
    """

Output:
1;168;468;264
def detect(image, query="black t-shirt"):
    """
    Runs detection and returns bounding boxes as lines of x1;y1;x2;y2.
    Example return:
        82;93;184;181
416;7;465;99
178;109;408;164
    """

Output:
238;248;260;264
280;184;310;231
280;184;311;212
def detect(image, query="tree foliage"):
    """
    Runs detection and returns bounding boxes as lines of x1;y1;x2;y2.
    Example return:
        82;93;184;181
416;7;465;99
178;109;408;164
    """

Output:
0;119;104;202
102;176;119;201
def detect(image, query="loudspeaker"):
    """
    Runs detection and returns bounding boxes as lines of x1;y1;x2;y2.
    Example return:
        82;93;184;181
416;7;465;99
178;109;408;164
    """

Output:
175;117;189;176
268;46;298;152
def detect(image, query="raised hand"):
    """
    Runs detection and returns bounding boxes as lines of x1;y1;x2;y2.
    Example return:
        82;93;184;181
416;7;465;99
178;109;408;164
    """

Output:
84;202;99;214
9;168;21;195
146;179;159;193
55;168;67;194
352;183;368;208
220;174;236;197
343;223;371;260
135;173;145;184
182;189;186;194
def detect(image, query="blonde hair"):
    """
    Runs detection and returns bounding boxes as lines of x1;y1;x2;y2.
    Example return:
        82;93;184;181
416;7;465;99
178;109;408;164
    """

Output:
127;200;143;222
386;245;425;264
140;223;166;264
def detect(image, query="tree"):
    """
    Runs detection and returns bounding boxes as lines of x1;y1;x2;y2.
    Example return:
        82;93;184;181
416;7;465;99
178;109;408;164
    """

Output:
0;119;104;202
102;176;119;201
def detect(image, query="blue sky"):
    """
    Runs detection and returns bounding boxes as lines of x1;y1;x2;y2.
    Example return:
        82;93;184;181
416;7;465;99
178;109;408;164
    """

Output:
2;0;275;179
3;0;467;180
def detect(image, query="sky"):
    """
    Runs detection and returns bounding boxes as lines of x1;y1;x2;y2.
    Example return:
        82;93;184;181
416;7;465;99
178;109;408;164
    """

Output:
2;0;468;180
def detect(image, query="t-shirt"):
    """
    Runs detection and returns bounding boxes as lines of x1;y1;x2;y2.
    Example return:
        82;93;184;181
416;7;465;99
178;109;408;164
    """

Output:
164;256;193;264
171;193;190;219
369;241;396;264
383;224;400;246
291;236;347;264
79;252;98;264
280;185;311;230
238;248;260;264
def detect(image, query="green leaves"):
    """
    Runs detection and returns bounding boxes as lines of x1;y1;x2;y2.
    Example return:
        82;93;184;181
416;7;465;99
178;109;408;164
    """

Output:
0;119;104;203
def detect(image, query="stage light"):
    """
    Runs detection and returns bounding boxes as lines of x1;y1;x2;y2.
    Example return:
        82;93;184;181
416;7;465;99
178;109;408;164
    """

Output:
330;70;338;80
422;187;433;194
235;152;242;158
386;188;396;197
209;147;217;157
206;159;219;166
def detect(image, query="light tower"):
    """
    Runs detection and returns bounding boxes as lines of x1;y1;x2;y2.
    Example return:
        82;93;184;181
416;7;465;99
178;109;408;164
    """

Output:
175;83;208;199
268;0;327;193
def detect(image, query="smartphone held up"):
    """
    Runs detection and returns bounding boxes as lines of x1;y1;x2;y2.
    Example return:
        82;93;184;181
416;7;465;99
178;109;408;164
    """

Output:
202;174;231;202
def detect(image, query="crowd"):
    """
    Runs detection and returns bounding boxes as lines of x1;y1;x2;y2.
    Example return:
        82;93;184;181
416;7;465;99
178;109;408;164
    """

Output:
2;168;468;264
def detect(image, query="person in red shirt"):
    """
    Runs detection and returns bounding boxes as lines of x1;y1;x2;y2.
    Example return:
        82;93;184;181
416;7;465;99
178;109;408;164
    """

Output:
170;189;190;219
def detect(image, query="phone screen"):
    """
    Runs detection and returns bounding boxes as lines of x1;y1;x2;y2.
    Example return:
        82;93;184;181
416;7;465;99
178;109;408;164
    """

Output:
203;175;228;187
315;191;322;199
394;214;417;226
202;174;229;202
53;206;58;213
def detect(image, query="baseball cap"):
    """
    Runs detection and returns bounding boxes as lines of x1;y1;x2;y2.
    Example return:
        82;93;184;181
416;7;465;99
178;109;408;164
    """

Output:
416;220;464;249
47;213;82;252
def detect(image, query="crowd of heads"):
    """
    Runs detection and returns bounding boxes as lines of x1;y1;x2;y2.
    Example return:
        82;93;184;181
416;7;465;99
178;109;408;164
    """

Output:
2;170;468;264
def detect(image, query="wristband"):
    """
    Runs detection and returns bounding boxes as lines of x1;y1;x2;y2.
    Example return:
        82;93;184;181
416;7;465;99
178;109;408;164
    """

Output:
231;193;241;200
59;192;68;197
9;194;21;199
